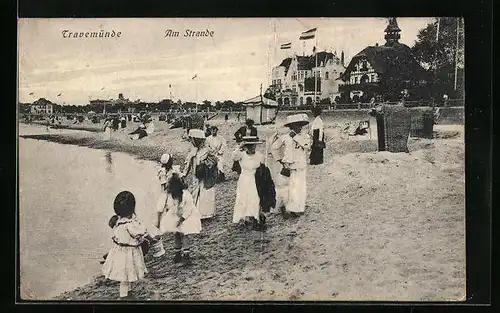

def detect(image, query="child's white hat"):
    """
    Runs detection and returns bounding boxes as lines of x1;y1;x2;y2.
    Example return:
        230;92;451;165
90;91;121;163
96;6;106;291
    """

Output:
160;153;171;164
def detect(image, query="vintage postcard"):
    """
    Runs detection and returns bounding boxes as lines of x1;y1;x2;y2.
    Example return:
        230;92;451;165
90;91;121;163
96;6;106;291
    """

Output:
17;17;465;301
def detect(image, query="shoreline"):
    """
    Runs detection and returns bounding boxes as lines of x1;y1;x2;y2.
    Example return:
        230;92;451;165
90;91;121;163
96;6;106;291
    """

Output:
19;121;466;301
20;133;183;164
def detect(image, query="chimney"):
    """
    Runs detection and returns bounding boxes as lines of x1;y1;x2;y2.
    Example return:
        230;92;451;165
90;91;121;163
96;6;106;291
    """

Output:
341;50;345;66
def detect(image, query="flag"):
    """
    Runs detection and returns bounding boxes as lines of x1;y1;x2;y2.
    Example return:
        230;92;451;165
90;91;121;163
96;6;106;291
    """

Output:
29;92;33;95
57;93;62;96
280;42;291;49
192;74;197;80
299;28;316;40
101;87;105;90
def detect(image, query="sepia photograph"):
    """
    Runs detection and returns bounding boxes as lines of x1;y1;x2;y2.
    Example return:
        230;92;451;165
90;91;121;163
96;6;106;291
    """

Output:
17;17;465;301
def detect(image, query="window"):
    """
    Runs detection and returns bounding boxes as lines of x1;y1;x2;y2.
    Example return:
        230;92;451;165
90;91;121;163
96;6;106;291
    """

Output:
299;97;303;105
361;74;369;84
362;60;368;71
325;72;329;80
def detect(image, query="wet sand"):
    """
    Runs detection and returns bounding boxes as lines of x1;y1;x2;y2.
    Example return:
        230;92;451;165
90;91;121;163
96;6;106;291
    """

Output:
20;118;465;301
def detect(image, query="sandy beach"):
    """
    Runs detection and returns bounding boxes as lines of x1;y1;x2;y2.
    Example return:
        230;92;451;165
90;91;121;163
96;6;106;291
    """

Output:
20;114;465;301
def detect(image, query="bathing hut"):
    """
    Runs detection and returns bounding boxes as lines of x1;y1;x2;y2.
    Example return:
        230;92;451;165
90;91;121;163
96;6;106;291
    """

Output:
242;95;279;125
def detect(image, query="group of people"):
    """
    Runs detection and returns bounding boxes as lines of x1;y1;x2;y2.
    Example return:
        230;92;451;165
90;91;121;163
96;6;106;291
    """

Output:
101;108;326;300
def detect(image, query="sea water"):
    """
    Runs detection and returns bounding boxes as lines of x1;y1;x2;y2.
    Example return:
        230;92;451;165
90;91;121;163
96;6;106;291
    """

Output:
19;124;161;299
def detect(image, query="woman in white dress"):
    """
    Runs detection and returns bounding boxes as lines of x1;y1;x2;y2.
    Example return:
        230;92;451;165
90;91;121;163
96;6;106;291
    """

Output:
232;136;265;229
271;114;312;217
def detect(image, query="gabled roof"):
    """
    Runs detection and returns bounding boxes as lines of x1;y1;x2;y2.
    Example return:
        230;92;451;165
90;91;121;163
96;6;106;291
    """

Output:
242;95;278;107
32;98;54;106
340;42;428;82
277;52;340;75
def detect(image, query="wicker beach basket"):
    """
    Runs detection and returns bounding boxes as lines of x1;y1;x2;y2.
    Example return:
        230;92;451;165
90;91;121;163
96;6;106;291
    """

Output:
380;104;412;153
410;107;434;139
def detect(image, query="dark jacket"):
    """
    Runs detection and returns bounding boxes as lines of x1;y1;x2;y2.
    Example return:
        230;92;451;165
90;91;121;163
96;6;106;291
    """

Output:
195;155;219;189
255;164;276;213
234;126;258;142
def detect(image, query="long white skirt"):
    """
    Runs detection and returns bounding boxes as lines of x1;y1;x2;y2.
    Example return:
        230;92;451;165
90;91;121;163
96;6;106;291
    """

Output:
217;155;225;173
159;208;202;234
103;127;112;140
267;154;290;212
286;168;307;213
192;181;216;219
102;244;147;282
233;169;260;223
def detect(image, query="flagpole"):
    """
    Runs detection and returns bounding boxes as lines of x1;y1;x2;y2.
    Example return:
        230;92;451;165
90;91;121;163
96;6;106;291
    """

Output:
433;18;440;102
193;75;198;113
314;30;318;107
454;18;460;91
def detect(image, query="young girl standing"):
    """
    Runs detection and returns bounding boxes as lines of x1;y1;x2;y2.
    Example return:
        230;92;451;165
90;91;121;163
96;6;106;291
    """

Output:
102;191;151;300
156;153;202;264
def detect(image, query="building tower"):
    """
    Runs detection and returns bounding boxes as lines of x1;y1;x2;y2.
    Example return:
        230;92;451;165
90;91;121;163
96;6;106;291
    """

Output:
341;50;345;66
384;17;401;46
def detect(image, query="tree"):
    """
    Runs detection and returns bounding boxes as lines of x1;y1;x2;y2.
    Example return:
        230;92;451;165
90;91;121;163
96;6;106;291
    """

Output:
214;101;222;110
221;100;235;111
158;99;174;111
411;17;464;99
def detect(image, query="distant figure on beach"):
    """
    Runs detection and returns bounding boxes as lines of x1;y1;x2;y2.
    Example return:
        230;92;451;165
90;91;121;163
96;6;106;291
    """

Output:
309;107;325;165
120;116;127;128
237;112;241;122
271;114;311;218
103;119;112;140
224;114;229;123
112;117;120;131
442;93;449;107
204;124;212;137
129;124;148;140
155;154;201;264
206;126;227;181
234;118;257;143
182;129;218;220
232;136;270;230
102;191;156;300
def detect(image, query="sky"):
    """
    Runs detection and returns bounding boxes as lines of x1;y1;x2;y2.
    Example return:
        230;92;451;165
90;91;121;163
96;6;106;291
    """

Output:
18;17;435;105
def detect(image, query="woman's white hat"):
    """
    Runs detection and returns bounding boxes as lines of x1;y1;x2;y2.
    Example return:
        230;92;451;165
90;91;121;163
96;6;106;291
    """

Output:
160;153;171;164
188;129;206;139
284;113;309;127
